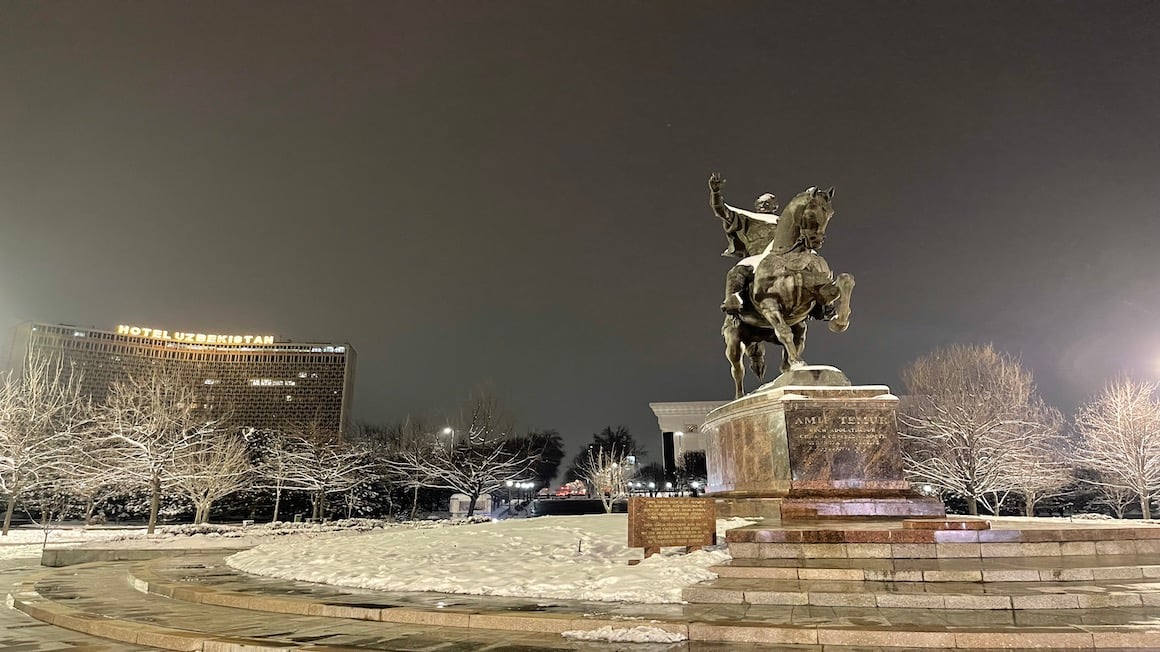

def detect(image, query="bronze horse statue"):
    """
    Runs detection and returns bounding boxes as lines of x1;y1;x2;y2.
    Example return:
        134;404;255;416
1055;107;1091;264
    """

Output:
723;187;854;398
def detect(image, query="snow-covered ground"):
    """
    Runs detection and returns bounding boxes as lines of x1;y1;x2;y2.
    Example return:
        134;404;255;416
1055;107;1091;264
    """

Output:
227;514;755;604
0;525;149;560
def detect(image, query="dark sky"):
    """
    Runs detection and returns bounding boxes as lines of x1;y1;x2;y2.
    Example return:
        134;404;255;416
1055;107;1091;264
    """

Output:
2;2;1159;464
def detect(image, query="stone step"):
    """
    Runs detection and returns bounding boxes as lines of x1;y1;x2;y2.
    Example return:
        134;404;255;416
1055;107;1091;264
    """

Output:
728;538;1160;559
711;555;1160;582
684;576;1160;609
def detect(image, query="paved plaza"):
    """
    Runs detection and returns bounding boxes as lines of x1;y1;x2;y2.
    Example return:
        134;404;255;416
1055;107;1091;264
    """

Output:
6;543;1160;651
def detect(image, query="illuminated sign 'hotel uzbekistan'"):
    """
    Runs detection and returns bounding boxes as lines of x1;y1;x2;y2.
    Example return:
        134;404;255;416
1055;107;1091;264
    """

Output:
8;321;356;433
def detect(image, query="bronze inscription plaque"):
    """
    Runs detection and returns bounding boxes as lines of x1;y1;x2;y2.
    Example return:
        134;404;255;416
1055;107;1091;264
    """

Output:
628;497;716;550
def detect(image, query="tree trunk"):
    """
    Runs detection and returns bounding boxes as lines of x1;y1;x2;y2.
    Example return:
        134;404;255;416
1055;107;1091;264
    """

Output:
271;485;282;523
319;492;328;520
409;485;419;521
346;490;354;519
84;497;97;525
1024;497;1035;518
1141;493;1152;520
148;475;161;534
966;495;978;516
2;492;17;536
466;492;479;517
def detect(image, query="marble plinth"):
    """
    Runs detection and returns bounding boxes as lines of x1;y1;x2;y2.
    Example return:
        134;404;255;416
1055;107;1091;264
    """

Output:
702;374;944;519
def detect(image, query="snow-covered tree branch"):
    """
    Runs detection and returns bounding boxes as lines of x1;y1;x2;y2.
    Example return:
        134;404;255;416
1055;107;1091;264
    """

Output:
578;443;630;513
384;393;536;517
0;355;92;535
170;428;253;524
1075;377;1160;519
898;344;1063;516
91;365;223;533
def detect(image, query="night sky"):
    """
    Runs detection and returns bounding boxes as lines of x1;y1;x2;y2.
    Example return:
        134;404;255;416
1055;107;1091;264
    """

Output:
2;2;1159;464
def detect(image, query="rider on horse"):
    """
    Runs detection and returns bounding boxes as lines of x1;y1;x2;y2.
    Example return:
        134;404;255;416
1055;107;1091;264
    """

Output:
709;172;779;314
710;173;836;320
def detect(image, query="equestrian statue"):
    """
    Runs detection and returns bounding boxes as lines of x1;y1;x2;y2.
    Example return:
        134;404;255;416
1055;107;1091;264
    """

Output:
710;172;855;399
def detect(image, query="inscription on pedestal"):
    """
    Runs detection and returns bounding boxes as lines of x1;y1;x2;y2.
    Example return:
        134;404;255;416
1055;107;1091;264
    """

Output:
789;408;892;453
628;497;716;557
785;404;905;491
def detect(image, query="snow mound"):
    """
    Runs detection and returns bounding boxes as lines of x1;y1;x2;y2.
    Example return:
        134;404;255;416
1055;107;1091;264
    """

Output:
227;514;755;604
562;625;687;642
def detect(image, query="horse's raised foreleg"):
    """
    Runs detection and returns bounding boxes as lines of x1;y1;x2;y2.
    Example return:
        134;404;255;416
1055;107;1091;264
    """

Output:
723;317;746;399
757;298;804;369
828;273;855;333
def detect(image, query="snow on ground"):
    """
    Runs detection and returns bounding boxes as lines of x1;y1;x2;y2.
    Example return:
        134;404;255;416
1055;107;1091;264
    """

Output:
227;514;756;604
0;526;148;560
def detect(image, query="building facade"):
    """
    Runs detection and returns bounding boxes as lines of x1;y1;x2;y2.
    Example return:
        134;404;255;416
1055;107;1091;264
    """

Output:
7;322;356;433
648;400;728;478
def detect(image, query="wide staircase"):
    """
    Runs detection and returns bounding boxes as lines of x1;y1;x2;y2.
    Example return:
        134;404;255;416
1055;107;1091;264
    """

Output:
681;517;1160;648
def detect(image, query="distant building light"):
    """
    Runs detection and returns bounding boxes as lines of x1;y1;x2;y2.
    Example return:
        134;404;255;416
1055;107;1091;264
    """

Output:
298;372;308;378
73;331;86;337
203;379;218;385
250;379;297;387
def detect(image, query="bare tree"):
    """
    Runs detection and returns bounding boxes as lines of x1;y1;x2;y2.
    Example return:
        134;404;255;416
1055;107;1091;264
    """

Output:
93;366;222;533
1005;401;1072;516
0;356;92;535
899;344;1061;516
1090;479;1138;519
170;429;253;524
375;416;440;520
280;420;376;520
1075;377;1160;519
250;428;312;522
386;393;535;517
62;438;130;525
578;444;630;512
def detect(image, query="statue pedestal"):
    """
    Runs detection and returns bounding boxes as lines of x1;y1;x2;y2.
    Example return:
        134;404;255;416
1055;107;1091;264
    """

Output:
703;369;943;520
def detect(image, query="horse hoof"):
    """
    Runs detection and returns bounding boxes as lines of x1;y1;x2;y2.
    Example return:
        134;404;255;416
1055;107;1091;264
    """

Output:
829;320;849;333
789;360;806;370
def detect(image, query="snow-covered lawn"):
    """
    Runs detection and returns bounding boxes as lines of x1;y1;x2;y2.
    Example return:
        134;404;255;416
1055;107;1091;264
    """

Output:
0;525;148;560
228;514;754;603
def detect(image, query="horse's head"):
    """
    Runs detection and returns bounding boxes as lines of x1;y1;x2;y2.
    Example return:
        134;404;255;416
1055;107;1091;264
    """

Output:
774;186;835;252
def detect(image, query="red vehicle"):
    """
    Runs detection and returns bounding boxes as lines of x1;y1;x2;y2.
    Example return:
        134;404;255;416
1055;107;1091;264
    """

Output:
554;480;587;498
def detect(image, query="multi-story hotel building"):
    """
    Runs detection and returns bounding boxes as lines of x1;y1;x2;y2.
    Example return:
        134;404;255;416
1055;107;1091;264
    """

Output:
7;322;356;433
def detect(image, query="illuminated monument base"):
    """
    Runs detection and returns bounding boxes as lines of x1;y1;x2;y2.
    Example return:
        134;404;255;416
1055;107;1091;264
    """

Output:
702;367;943;521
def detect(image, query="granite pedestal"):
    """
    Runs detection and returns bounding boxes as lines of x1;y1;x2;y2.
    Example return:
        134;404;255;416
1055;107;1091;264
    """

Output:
702;366;943;520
